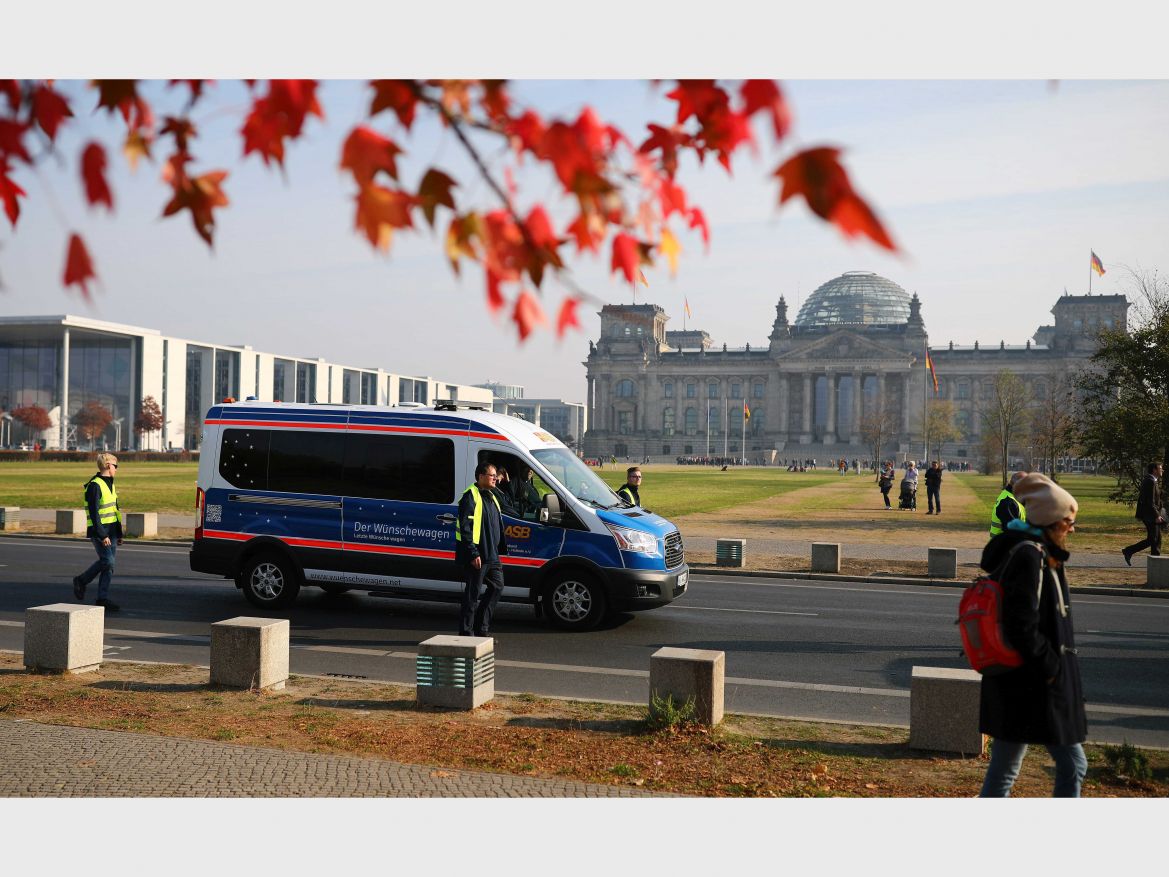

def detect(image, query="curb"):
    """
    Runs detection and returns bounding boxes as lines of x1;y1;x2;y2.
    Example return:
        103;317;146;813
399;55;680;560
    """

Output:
688;565;1169;599
0;532;192;548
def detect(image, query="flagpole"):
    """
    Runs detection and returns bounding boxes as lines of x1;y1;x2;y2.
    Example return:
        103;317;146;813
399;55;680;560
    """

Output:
1088;250;1092;294
923;348;929;464
723;397;728;459
742;400;747;463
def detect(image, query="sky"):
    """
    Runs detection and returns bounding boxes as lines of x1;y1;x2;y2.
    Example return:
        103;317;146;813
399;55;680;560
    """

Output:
5;77;1167;402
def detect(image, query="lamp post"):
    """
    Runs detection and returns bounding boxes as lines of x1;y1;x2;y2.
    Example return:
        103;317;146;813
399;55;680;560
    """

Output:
0;411;11;448
113;418;124;452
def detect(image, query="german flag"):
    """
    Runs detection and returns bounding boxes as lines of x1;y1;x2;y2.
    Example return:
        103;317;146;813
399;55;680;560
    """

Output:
925;350;939;395
1090;250;1106;277
743;400;751;421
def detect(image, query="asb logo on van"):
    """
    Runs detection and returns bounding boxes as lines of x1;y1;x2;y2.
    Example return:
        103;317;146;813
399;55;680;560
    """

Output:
505;524;532;540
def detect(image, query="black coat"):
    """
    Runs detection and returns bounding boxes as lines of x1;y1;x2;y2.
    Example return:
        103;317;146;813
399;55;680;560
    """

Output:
1135;473;1161;522
978;530;1087;745
924;467;942;489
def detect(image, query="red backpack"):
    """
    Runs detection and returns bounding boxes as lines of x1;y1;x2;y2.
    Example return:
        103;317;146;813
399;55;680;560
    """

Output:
957;541;1043;675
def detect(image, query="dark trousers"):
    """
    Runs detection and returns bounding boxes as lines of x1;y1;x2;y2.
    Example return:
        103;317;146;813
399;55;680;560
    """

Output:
1124;518;1162;557
79;537;116;601
927;486;941;513
880;484;892;508
459;562;505;636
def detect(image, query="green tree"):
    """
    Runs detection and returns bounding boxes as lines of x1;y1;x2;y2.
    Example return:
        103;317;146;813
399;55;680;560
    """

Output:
1077;266;1169;503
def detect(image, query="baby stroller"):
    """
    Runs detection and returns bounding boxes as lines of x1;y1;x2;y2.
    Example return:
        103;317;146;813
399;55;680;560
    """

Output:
898;478;917;510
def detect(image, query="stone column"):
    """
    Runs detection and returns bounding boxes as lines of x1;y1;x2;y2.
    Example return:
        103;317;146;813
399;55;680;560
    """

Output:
59;327;70;450
777;375;789;439
587;377;595;430
877;371;887;414
801;373;812;443
533;402;542;429
851;369;863;444
824;372;837;444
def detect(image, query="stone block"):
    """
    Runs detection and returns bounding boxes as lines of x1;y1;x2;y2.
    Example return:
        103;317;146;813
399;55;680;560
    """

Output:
909;666;985;755
928;547;958;579
56;509;86;535
811;542;841;573
125;512;158;538
715;538;746;568
1148;556;1169;590
23;603;105;674
0;506;19;531
210;617;289;690
650;646;725;726
416;635;495;709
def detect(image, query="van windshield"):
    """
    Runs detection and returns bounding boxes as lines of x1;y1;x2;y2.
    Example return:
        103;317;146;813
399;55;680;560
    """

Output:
532;448;622;509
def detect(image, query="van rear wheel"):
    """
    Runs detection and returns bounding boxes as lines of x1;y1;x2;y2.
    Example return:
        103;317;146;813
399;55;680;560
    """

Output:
544;571;606;631
241;552;301;609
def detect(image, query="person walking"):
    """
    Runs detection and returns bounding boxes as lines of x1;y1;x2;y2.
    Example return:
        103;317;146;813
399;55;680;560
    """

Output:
925;461;943;515
616;466;642;507
878;460;895;510
977;472;1087;797
72;452;124;612
1122;462;1164;565
989;471;1028;537
455;462;508;638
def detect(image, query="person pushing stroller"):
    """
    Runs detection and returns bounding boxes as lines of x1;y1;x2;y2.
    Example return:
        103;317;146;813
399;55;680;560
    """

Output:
899;460;919;511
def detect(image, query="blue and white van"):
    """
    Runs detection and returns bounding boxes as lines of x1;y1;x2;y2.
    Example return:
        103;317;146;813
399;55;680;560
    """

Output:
189;401;688;630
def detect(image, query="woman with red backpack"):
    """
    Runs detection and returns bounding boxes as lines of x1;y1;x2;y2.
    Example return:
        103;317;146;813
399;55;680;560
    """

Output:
977;472;1087;797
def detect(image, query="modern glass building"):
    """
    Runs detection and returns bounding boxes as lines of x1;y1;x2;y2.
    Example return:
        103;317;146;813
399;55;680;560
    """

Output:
0;315;494;451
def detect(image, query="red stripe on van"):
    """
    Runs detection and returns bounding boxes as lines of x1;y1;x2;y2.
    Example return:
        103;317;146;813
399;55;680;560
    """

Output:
501;556;547;567
204;419;508;440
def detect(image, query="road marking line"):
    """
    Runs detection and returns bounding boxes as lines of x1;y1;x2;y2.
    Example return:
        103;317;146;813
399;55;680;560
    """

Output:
662;604;819;617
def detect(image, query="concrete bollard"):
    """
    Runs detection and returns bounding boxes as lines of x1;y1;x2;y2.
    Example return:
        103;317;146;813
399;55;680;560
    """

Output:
24;604;105;674
1148;556;1169;590
908;666;985;755
125;512;158;538
928;547;958;579
715;538;746;567
649;647;725;726
416;635;495;709
210;617;290;690
811;542;841;573
0;506;20;531
56;509;86;535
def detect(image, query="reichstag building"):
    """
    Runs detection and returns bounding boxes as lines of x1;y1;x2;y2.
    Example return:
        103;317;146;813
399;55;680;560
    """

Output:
582;271;1127;462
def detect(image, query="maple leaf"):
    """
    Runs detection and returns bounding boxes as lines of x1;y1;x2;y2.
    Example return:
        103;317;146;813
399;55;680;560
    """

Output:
241;80;322;168
658;178;688;219
638;124;690;178
610;232;640;285
370;80;418;130
830;191;897;252
665;80;724;124
485;268;507;314
92;80;153;132
62;233;97;299
556;296;582;338
353;183;415;252
123;130;153;172
507;110;546;156
340;126;402;185
81;142;114;211
0;80;20;112
160;117;197;153
169;80;211;101
687;207;710;249
0;119;31;163
523;205;559;250
740;79;792;140
1;161;26;227
566;211;604;254
480;80;511;121
162;164;230;247
512;289;546;341
445;212;481;274
31;85;73;142
659;228;682;276
417;168;457;228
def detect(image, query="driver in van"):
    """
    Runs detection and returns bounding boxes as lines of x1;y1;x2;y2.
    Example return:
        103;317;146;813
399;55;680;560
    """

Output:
456;462;509;638
491;466;521;518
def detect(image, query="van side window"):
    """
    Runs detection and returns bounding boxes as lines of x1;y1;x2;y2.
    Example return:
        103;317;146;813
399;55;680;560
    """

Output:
268;430;347;495
219;429;271;489
344;433;454;503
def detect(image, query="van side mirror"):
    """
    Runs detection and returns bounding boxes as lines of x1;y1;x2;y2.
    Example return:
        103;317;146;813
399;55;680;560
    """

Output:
541;492;562;526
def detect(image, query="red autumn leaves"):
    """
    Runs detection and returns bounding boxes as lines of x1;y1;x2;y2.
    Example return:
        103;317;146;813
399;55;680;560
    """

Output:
0;79;898;340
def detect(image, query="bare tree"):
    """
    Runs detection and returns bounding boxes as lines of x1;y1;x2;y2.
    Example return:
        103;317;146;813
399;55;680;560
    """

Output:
135;395;164;451
1030;373;1081;481
860;406;898;471
922;399;963;463
977;370;1031;486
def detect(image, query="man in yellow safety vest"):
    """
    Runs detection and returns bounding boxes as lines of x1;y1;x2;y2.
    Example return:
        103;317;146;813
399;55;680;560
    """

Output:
989;471;1028;538
72;452;124;612
455;462;509;637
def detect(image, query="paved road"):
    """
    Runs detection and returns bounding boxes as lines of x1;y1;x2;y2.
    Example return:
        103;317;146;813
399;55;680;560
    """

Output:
2;535;1167;747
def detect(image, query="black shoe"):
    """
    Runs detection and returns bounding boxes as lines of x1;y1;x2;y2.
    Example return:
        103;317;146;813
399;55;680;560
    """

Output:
96;598;119;613
72;576;86;600
1123;549;1133;567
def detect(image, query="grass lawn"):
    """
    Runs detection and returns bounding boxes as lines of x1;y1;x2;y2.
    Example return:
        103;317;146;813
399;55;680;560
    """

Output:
0;462;199;513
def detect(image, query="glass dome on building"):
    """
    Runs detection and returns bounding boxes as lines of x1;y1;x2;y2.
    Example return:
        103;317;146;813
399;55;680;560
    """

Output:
793;271;912;327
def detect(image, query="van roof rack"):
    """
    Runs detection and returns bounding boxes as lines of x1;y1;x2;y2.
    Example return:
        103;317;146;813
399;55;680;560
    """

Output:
434;399;489;412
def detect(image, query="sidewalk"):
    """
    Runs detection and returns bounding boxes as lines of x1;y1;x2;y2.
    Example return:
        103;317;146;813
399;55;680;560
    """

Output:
0;718;665;798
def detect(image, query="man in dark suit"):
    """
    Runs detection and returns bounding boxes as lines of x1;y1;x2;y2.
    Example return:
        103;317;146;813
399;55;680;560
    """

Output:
1123;461;1164;565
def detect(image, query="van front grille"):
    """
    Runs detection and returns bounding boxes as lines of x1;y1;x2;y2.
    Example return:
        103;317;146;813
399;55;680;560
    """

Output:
664;530;684;569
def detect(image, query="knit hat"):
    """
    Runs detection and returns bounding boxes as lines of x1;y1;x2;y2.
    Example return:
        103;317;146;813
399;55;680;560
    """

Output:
1012;472;1078;527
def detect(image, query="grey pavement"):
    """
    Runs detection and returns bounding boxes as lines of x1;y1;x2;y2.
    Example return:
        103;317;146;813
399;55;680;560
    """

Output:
0;718;665;798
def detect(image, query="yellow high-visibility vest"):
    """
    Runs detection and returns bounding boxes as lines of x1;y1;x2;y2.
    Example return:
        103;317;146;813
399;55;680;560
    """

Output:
84;476;121;528
989;488;1025;536
456;484;501;545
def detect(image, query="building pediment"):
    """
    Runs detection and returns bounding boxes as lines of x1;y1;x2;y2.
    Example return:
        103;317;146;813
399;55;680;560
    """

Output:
775;329;913;364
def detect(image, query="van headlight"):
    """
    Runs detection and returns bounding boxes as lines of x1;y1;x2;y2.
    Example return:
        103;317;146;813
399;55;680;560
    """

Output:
605;523;660;555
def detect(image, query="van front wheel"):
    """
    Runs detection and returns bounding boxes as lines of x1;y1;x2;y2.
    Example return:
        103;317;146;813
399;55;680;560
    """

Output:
241;552;301;609
544;572;606;631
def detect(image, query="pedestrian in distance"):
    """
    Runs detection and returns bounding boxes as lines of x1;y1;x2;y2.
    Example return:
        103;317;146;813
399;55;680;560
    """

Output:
72;452;123;612
988;470;1028;537
925;460;943;514
878;460;895;510
617;466;642;507
977;472;1087;797
1122;462;1164;566
455;462;509;638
